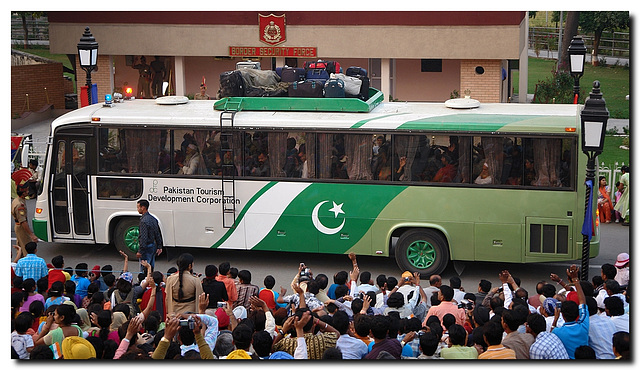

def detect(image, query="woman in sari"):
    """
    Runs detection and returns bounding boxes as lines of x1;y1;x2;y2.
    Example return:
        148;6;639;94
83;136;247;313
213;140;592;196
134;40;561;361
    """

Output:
597;176;614;223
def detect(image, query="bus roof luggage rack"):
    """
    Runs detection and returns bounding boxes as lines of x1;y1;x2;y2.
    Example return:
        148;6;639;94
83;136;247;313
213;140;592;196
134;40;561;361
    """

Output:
214;88;383;113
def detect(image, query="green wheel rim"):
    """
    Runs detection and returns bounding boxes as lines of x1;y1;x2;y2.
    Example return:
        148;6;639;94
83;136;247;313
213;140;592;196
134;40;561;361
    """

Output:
123;226;140;253
406;239;436;269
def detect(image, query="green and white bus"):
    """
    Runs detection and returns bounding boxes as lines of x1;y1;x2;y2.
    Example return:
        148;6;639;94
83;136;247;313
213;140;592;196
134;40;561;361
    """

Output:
32;91;599;275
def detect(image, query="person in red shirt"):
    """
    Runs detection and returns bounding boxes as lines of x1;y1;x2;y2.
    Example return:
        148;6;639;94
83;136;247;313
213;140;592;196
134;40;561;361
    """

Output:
432;153;457;183
258;275;279;311
216;262;238;306
140;270;166;321
47;255;67;290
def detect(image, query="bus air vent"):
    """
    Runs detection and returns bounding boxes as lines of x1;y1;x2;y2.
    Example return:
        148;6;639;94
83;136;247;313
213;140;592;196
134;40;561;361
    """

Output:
528;222;569;254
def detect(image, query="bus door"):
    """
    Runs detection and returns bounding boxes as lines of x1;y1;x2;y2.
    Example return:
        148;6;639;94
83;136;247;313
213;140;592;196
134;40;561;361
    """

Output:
50;131;95;241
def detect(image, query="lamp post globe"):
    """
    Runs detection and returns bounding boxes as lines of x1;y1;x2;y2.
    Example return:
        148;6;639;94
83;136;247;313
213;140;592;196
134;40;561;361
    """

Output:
77;27;99;106
568;36;587;103
579;80;609;281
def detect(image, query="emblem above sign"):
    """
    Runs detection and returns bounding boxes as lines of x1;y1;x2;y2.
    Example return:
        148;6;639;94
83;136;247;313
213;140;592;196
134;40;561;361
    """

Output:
259;13;286;46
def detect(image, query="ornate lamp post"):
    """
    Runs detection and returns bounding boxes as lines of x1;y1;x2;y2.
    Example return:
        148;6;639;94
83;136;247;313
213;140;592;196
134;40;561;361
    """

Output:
580;80;609;281
77;27;99;106
568;36;587;104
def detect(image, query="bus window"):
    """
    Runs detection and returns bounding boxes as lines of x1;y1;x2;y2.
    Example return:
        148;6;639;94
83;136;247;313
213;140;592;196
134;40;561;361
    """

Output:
529;137;570;188
393;134;424;182
245;131;271;177
173;129;208;175
99;128;125;173
422;135;460;183
97;178;142;199
280;132;311;179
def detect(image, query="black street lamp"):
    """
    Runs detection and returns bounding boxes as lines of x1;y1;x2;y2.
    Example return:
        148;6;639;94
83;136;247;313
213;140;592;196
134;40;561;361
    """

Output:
579;80;609;281
568;36;587;104
77;27;99;106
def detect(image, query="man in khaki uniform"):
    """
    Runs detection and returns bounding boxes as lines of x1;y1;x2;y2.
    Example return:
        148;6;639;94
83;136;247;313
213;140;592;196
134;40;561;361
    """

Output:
12;185;38;257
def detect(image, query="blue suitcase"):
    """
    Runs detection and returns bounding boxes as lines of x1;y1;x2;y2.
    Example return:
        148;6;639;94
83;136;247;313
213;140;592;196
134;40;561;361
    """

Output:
306;68;330;81
324;79;345;98
346;66;367;77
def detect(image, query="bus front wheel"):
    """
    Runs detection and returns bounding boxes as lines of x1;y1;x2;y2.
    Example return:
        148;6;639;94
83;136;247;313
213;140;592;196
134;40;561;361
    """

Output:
395;229;449;276
113;218;140;260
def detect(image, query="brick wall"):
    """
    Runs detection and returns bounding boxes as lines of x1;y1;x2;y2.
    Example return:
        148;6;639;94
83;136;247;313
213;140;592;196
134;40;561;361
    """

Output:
459;59;502;103
75;55;111;107
11;62;65;117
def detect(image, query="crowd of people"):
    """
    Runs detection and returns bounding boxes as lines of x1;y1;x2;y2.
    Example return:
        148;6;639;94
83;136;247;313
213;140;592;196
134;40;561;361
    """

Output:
11;245;630;360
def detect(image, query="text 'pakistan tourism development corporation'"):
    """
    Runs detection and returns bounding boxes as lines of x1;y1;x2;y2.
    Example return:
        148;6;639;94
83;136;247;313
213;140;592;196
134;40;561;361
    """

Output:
147;184;241;205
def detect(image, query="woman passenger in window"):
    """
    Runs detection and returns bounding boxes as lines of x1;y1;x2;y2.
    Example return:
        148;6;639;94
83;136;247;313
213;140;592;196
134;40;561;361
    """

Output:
524;158;536;186
431;153;457;183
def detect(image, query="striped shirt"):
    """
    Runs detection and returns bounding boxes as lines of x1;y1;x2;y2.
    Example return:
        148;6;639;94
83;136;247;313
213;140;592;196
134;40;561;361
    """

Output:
478;345;516;359
529;332;569;359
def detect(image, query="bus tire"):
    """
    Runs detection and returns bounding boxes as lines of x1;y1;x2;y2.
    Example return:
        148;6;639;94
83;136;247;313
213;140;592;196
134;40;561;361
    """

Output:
113;218;140;259
395;229;449;276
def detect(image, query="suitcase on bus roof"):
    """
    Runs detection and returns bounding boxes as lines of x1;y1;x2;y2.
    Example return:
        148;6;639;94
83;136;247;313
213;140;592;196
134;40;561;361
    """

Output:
324;79;345;98
306;68;330;81
218;70;245;98
236;60;261;70
288;79;325;98
345;74;369;101
277;67;306;82
346;66;367;77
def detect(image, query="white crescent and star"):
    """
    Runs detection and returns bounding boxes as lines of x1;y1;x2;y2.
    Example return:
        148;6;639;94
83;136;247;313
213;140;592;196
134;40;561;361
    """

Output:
312;200;346;235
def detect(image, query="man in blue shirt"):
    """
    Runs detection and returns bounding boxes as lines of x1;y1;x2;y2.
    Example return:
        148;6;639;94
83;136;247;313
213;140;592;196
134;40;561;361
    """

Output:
136;199;163;274
551;265;589;359
14;242;48;282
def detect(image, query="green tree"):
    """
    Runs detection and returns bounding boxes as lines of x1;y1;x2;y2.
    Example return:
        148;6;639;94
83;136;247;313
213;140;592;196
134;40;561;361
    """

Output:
579;11;629;66
559;12;580;72
13;11;44;49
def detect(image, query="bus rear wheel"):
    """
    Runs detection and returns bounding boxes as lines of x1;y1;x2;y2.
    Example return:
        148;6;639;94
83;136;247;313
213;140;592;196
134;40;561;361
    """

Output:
114;218;140;259
395;229;449;276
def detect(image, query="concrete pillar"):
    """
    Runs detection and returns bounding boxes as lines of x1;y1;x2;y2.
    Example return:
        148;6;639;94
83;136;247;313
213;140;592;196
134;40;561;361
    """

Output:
519;14;529;103
175;56;186;96
381;58;391;102
275;57;286;68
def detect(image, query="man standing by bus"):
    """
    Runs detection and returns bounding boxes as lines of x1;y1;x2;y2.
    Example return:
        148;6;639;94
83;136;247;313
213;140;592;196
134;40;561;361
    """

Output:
136;199;163;274
12;185;38;257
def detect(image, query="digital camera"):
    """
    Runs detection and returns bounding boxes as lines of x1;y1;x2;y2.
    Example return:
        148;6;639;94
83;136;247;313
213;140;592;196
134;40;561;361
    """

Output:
179;317;195;329
458;299;474;310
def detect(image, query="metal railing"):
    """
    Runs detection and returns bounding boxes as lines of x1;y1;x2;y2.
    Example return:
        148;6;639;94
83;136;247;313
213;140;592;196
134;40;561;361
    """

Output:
529;27;630;59
598;161;626;198
10;18;49;42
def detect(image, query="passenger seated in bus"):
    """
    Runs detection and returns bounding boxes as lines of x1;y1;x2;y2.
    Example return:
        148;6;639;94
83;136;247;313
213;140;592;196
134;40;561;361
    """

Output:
371;135;388;180
283;138;300;177
297;144;308;178
180;133;196;154
207;151;223;176
524;158;536;186
393;156;407;181
474;162;493;184
251;151;270;177
331;155;349;179
157;149;171;174
177;144;207;175
377;145;392;181
222;151;238;177
431;152;457;183
559;150;571;187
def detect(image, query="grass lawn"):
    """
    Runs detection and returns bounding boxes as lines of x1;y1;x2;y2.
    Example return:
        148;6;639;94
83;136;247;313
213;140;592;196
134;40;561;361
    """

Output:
513;58;629;118
599;135;630;168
